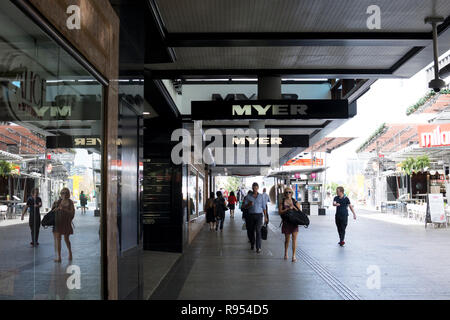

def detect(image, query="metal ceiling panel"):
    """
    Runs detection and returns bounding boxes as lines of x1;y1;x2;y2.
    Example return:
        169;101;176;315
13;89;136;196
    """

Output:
155;0;450;33
148;46;411;70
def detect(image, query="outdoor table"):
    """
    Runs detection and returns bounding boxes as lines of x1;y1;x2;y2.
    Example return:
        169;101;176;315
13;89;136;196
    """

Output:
0;201;26;219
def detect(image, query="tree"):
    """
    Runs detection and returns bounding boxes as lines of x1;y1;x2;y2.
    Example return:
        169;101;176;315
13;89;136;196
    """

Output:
0;161;12;178
399;155;430;175
224;176;241;193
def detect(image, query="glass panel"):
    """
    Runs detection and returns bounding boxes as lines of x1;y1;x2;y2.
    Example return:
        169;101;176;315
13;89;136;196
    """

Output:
188;167;197;219
0;1;103;300
198;175;204;214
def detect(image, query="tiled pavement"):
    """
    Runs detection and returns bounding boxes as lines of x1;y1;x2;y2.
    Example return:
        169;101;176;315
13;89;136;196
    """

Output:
0;211;101;300
151;205;450;300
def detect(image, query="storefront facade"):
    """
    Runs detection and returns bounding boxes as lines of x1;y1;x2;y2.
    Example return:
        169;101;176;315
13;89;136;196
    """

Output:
0;0;126;299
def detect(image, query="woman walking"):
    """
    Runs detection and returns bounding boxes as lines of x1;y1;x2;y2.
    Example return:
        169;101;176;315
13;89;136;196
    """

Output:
213;191;227;232
227;191;237;219
53;188;75;262
205;192;216;230
278;187;301;262
21;188;42;247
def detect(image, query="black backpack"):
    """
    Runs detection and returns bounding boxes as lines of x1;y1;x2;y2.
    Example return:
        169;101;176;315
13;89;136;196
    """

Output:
281;199;310;228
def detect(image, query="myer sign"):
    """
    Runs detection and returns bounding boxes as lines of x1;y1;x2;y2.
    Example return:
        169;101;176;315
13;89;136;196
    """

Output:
191;99;355;120
231;104;308;116
230;134;309;148
0;50;101;122
232;136;283;146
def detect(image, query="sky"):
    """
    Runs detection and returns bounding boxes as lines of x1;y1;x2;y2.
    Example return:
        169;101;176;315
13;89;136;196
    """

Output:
324;50;450;184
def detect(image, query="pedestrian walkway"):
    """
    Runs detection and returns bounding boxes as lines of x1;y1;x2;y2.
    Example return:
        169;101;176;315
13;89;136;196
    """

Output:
0;210;101;300
151;204;450;300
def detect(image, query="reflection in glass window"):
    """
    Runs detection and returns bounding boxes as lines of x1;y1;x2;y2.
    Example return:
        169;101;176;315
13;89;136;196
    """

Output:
0;1;103;300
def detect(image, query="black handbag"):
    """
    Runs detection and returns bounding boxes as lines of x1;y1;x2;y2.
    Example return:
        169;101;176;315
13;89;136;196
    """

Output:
261;224;268;240
42;209;55;228
284;209;310;227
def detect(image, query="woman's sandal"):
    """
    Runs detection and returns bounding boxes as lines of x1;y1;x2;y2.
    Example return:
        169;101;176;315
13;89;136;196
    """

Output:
292;257;297;262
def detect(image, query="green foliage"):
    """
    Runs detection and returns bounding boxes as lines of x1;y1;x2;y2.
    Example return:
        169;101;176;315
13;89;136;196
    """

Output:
405;90;450;116
399;155;430;175
0;161;12;178
399;157;415;175
217;176;242;193
415;155;430;172
356;123;386;153
326;182;340;194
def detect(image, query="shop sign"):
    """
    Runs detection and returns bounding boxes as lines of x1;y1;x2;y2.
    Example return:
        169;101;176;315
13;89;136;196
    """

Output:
426;193;446;224
284;158;324;166
46;136;102;149
230;134;309;148
418;124;450;148
191;99;356;120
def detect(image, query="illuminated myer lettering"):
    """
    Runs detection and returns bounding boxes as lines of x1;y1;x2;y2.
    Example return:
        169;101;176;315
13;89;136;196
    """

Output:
232;104;308;116
232;137;283;145
74;138;102;146
33;106;72;118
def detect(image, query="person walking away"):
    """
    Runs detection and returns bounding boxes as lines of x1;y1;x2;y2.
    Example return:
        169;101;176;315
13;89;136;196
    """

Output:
243;183;269;253
205;192;216;230
333;186;357;247
21;188;42;247
79;191;87;215
278;187;301;262
53;188;75;262
214;191;227;231
228;191;237;219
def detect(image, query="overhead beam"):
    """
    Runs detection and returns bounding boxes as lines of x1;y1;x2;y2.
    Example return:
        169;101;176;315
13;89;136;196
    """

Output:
342;79;377;104
165;32;432;47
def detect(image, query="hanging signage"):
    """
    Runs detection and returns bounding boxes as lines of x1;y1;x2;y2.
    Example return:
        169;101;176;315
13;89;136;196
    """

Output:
191;99;356;120
426;193;446;224
227;135;309;148
418;124;450;148
46;136;102;149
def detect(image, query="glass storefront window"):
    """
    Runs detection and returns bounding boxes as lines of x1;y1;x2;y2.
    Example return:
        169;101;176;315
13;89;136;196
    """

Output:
188;167;197;219
0;1;103;300
198;174;204;214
